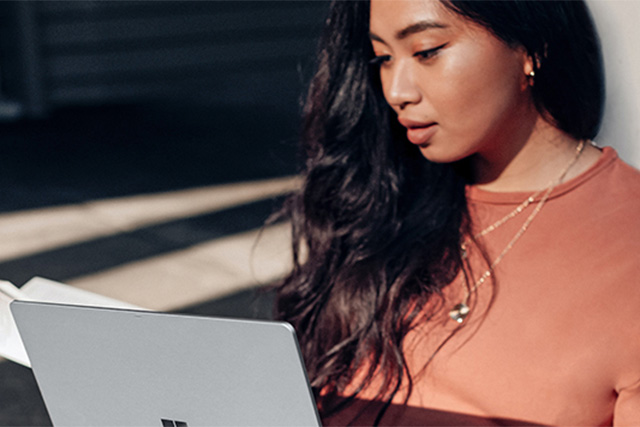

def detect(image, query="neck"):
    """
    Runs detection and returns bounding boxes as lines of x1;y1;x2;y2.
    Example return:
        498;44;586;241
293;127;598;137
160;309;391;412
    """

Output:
471;117;590;193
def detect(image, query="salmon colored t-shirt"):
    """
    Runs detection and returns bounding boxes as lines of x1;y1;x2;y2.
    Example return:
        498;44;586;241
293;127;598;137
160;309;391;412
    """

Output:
326;147;640;426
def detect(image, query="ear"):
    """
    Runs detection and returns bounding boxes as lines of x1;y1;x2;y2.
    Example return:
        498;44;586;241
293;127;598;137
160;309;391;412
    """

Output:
516;48;535;90
522;52;541;88
523;55;535;77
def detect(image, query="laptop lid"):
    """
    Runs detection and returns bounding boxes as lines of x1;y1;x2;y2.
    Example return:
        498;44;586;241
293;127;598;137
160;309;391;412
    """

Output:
11;300;320;427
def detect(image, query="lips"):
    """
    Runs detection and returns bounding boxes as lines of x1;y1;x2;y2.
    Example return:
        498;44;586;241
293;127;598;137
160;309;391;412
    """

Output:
398;118;437;145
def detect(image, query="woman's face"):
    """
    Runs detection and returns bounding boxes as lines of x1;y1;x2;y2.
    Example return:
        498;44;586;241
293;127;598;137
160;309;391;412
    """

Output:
369;0;536;164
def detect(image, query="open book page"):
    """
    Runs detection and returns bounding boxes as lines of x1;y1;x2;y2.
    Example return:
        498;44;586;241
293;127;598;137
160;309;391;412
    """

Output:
1;277;145;367
0;281;32;366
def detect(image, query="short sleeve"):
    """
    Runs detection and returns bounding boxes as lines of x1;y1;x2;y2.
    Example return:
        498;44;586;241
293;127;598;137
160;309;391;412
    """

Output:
614;378;640;426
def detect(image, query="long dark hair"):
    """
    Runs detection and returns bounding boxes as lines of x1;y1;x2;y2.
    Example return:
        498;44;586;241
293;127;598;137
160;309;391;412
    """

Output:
275;0;604;422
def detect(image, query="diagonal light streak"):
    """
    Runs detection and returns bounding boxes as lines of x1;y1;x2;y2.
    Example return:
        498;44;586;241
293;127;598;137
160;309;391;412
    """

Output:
0;176;299;262
66;221;292;311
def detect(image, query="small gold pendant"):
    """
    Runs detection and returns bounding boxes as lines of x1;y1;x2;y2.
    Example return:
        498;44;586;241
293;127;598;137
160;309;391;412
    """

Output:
449;303;470;323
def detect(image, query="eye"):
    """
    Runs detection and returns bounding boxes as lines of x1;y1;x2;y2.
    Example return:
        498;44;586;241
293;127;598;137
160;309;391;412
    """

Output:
414;43;448;61
369;54;391;67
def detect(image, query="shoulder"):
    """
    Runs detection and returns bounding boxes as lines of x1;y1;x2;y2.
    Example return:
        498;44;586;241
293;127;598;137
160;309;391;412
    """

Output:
574;147;640;222
582;150;640;393
590;145;639;179
596;147;640;197
573;149;640;260
583;145;638;176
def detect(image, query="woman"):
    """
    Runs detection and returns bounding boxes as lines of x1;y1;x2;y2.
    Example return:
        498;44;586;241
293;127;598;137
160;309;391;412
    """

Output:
276;1;640;425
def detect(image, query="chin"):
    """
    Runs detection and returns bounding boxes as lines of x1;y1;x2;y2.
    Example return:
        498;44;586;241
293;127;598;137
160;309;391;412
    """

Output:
418;145;469;164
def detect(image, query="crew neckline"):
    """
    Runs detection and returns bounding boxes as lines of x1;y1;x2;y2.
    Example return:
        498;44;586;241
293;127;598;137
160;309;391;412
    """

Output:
465;146;618;205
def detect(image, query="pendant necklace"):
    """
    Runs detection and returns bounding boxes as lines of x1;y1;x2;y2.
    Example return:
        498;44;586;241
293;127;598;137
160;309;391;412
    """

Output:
449;140;586;323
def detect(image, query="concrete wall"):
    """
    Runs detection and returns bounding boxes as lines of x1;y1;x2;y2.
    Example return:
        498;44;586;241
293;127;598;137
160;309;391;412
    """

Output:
587;0;640;167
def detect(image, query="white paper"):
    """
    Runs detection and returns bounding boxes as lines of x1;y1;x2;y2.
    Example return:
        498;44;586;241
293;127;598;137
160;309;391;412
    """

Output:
0;281;32;366
0;277;144;368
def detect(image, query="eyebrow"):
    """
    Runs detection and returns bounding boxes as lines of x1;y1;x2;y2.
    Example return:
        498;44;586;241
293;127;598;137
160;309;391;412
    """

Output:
369;20;448;42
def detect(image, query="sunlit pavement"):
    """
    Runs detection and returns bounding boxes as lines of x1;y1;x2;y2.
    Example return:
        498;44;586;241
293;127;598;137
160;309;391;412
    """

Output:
0;102;301;425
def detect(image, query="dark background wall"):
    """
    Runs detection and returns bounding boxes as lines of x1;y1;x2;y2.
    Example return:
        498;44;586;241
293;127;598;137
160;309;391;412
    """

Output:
0;0;328;214
0;1;327;118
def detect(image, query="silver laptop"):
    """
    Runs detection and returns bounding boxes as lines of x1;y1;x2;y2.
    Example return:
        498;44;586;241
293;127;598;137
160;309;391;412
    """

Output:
10;300;321;427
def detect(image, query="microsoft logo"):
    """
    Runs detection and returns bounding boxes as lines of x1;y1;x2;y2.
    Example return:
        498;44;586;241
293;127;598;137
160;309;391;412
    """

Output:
161;419;188;427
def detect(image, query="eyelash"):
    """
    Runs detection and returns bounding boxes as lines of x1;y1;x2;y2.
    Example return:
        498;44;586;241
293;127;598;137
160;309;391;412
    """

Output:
369;55;391;66
369;43;448;67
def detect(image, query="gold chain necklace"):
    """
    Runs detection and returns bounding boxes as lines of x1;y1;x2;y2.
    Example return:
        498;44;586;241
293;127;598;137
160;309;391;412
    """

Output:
449;140;586;323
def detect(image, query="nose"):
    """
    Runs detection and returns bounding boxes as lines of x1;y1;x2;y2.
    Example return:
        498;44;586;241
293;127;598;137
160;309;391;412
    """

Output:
383;60;421;110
